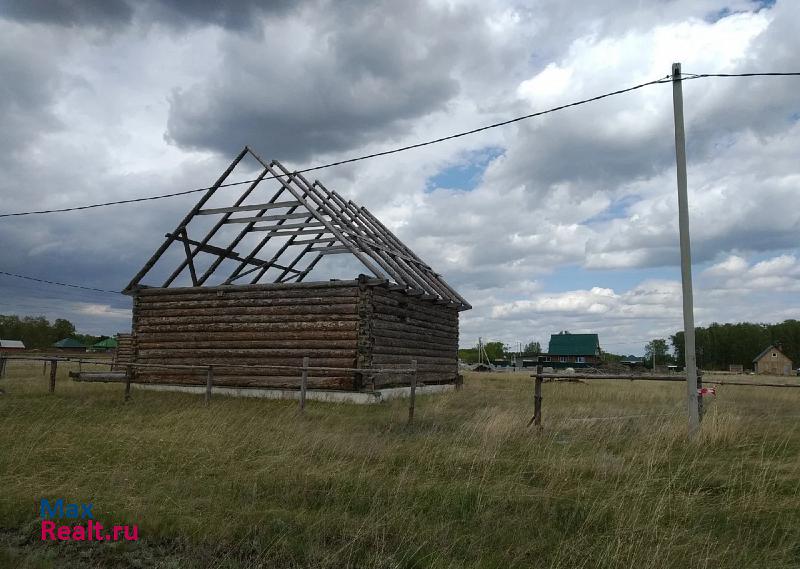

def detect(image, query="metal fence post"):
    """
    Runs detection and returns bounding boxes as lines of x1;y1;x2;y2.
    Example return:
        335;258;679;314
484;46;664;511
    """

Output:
49;359;57;393
0;355;6;379
124;365;132;402
205;365;214;406
408;359;418;424
300;356;309;412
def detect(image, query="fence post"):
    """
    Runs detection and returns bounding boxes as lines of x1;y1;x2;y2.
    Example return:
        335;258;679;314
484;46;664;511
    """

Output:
408;359;418;424
205;365;214;406
49;359;57;393
0;355;6;379
697;369;704;422
124;365;132;402
299;356;309;412
534;364;543;427
43;360;47;376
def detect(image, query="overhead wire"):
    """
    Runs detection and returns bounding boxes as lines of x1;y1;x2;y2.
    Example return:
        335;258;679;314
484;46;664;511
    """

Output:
0;75;673;219
0;71;798;297
0;270;121;295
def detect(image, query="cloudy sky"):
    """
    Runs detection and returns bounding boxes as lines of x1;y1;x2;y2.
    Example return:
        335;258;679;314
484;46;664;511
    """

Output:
0;0;798;354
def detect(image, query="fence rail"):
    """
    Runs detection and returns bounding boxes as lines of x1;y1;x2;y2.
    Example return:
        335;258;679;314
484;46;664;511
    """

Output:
527;366;800;428
0;354;427;423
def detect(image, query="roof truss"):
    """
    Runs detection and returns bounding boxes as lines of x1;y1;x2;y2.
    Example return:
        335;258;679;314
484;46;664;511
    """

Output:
124;146;471;310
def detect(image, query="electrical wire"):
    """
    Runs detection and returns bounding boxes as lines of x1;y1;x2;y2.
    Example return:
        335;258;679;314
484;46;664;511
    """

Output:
0;75;672;219
2;72;798;220
0;271;121;295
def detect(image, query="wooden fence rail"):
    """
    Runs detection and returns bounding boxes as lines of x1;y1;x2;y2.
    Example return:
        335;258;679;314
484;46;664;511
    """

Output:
0;355;423;417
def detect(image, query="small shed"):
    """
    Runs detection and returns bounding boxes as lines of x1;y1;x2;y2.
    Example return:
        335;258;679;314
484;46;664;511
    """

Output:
752;345;793;376
0;339;25;351
53;338;87;352
122;148;470;392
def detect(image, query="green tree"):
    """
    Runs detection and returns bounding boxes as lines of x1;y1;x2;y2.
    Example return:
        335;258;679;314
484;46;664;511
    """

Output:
522;341;541;355
645;339;669;367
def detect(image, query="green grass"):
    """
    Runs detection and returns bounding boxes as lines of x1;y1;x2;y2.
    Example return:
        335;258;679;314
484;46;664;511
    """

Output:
1;361;799;568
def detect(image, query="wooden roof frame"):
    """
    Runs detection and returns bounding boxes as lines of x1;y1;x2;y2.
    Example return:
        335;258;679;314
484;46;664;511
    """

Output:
123;146;471;310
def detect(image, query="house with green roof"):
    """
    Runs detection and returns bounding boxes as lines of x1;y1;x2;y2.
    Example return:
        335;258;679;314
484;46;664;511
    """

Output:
89;337;118;353
542;332;601;368
53;338;87;353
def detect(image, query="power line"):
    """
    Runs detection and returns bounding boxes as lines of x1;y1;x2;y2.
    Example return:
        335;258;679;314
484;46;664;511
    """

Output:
0;271;121;295
0;75;673;219
681;72;800;79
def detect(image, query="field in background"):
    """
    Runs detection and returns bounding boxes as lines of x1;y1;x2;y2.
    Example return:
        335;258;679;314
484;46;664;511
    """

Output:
1;363;799;568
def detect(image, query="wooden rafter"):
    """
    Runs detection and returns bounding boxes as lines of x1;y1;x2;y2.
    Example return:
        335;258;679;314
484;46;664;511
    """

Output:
123;146;471;310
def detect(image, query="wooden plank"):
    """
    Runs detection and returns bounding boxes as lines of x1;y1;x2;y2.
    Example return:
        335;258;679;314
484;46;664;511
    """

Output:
197;201;302;215
224;213;320;224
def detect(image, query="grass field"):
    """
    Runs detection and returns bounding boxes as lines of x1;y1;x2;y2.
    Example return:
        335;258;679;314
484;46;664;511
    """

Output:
1;361;799;568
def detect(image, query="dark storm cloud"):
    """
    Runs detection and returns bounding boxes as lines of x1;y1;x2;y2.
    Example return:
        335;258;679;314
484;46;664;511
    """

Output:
0;0;133;27
0;0;295;30
164;1;467;161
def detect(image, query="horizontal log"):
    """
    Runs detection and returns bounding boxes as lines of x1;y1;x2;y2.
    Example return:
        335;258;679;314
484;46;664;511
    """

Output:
136;287;359;304
136;340;357;350
371;292;458;319
138;348;357;359
372;354;456;366
137;320;358;333
136;331;358;343
373;373;456;387
370;315;458;339
371;313;457;335
373;301;457;324
371;345;457;358
371;334;458;349
135;374;354;389
135;279;372;297
138;294;360;312
128;367;347;378
137;304;358;319
136;356;356;368
136;314;360;328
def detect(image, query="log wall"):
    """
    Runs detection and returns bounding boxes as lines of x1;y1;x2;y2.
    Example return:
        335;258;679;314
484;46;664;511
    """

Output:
113;333;133;370
131;281;361;389
359;284;459;388
130;278;461;391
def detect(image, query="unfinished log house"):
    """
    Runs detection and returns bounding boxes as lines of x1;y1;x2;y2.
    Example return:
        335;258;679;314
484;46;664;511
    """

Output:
122;147;470;391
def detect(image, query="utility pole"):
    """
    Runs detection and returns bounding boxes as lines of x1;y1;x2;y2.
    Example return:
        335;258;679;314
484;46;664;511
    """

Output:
672;62;700;435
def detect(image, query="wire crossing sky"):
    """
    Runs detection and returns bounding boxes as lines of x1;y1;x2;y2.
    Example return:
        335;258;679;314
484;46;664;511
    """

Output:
2;72;795;221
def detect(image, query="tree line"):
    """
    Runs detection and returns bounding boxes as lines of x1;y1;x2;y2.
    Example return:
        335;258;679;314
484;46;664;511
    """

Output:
669;320;799;370
0;314;105;349
458;341;542;364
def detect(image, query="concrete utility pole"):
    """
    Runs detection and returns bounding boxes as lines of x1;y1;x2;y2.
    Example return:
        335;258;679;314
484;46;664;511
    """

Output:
671;62;700;435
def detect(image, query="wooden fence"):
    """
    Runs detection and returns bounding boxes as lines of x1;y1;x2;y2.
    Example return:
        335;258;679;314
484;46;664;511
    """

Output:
526;365;800;428
0;355;432;423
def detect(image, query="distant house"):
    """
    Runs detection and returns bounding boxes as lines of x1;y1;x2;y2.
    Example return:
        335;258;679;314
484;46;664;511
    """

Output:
752;345;793;376
0;339;25;351
621;356;645;367
541;332;601;368
53;338;87;353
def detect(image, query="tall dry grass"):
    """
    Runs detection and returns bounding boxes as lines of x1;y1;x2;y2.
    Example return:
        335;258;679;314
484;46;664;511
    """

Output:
0;362;799;568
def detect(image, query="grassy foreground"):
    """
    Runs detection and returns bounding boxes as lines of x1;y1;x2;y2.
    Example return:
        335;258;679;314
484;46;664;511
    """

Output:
1;361;799;568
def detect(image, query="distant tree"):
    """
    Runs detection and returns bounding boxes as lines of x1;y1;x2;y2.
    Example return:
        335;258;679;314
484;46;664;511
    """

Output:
522;341;541;355
53;318;76;341
458;348;479;364
483;341;506;362
645;339;669;367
